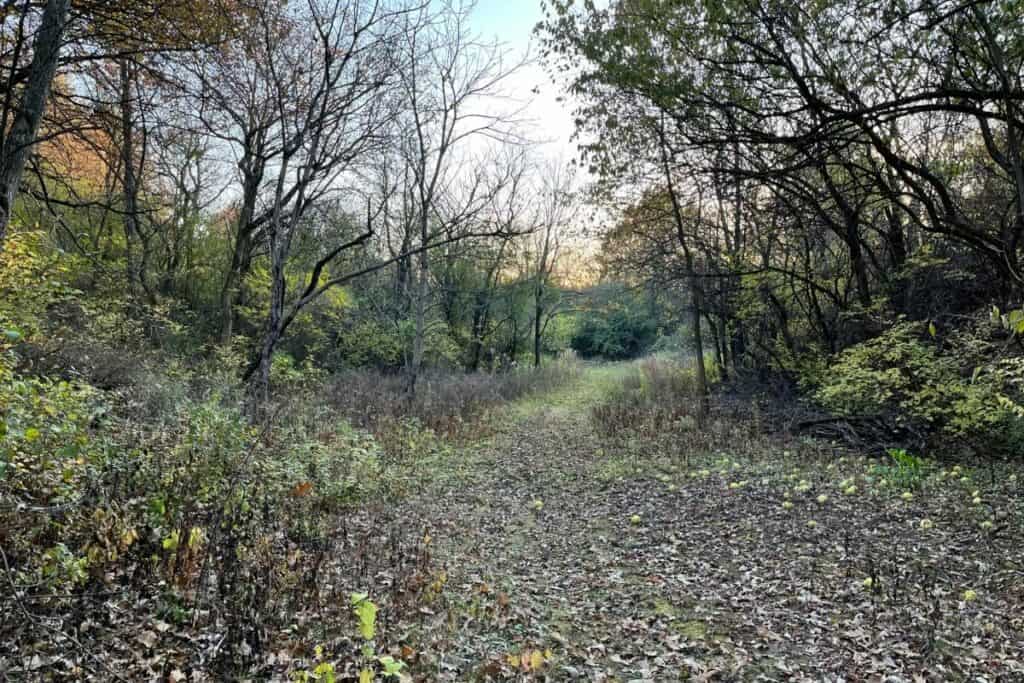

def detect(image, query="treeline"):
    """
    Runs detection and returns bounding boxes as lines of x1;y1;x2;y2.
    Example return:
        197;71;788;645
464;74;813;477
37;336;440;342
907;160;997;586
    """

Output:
1;0;596;405
540;0;1024;454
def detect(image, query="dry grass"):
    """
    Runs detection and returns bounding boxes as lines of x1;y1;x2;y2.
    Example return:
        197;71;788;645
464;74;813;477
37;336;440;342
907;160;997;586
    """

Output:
327;359;582;438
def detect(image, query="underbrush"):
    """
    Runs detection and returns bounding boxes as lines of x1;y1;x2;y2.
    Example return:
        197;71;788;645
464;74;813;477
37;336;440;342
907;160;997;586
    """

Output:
591;356;702;438
0;354;441;677
589;355;764;460
328;359;581;439
798;319;1024;457
1;324;578;677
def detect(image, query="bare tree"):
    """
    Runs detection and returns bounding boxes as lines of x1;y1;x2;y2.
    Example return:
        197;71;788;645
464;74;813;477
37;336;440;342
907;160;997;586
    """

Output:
221;0;408;404
388;0;530;395
528;161;577;367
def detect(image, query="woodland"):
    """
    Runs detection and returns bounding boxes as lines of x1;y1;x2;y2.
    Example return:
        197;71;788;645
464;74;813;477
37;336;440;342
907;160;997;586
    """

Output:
1;0;1023;680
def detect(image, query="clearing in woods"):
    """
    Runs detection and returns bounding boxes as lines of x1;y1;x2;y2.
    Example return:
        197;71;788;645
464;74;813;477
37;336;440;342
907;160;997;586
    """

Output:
384;363;1023;681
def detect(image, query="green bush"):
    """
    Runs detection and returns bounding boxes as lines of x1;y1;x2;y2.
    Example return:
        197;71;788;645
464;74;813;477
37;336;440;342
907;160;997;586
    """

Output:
0;368;100;505
571;303;658;360
869;448;929;490
335;317;405;369
809;321;1024;453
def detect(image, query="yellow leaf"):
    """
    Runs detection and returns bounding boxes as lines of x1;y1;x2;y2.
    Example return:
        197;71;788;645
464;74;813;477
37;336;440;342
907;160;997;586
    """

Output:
530;649;544;670
359;668;374;683
120;527;138;548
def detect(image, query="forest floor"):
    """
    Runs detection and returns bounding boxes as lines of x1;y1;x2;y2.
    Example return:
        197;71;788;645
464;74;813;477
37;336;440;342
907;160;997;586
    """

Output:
9;364;1023;681
374;363;1024;682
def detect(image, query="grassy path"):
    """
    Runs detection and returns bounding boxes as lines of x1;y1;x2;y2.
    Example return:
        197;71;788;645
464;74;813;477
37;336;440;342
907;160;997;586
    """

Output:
394;363;1024;682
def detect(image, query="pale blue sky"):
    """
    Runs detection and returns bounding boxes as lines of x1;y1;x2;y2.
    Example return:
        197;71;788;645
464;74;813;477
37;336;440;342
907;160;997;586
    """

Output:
466;0;577;156
471;0;543;50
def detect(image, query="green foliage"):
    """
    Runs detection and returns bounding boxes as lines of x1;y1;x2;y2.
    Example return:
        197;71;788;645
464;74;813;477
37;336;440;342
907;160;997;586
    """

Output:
40;543;90;588
292;595;406;681
1;359;101;506
810;322;1024;452
335;317;405;369
270;351;326;388
571;287;660;360
0;229;81;342
870;448;928;490
351;592;379;640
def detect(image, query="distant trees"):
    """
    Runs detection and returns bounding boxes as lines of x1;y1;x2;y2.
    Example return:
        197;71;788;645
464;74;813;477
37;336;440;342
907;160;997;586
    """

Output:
527;162;577;367
383;1;531;395
570;283;661;361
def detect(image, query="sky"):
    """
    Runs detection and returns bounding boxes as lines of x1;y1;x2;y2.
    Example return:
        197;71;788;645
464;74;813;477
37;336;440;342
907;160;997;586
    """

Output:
468;0;579;161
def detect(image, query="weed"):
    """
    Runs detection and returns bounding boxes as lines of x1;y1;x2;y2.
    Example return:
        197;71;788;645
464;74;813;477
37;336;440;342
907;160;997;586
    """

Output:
871;448;928;490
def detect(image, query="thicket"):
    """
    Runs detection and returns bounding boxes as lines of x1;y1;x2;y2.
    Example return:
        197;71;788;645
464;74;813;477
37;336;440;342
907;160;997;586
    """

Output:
540;0;1024;456
569;284;664;360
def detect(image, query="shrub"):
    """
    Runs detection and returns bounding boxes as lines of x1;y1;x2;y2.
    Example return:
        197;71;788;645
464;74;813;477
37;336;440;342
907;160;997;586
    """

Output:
0;229;79;342
334;317;405;369
571;304;659;360
870;448;929;490
809;321;1024;454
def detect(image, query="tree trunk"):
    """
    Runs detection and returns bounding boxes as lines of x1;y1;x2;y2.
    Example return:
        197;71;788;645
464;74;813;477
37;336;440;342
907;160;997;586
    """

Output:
689;270;710;422
219;171;260;344
717;316;730;382
507;316;519;363
406;211;430;397
0;0;71;248
656;113;709;422
119;58;148;299
847;223;872;309
533;291;543;368
467;292;490;372
219;238;252;344
708;313;725;381
249;211;288;412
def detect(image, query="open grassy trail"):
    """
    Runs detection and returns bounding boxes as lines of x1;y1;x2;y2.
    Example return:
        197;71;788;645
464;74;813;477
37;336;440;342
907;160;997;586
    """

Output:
393;363;1024;681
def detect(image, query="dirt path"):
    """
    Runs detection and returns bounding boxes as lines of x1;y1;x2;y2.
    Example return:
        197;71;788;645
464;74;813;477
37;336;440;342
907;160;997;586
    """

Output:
396;365;1024;682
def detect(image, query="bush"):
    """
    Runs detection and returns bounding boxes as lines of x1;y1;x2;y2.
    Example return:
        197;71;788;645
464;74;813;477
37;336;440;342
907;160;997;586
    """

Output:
809;321;1024;454
870;448;929;490
333;317;405;369
0;230;79;342
571;300;659;360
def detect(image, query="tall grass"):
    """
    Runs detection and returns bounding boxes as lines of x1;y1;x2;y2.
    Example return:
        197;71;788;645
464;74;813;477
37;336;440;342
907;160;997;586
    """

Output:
591;356;705;438
327;358;581;437
588;355;776;461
